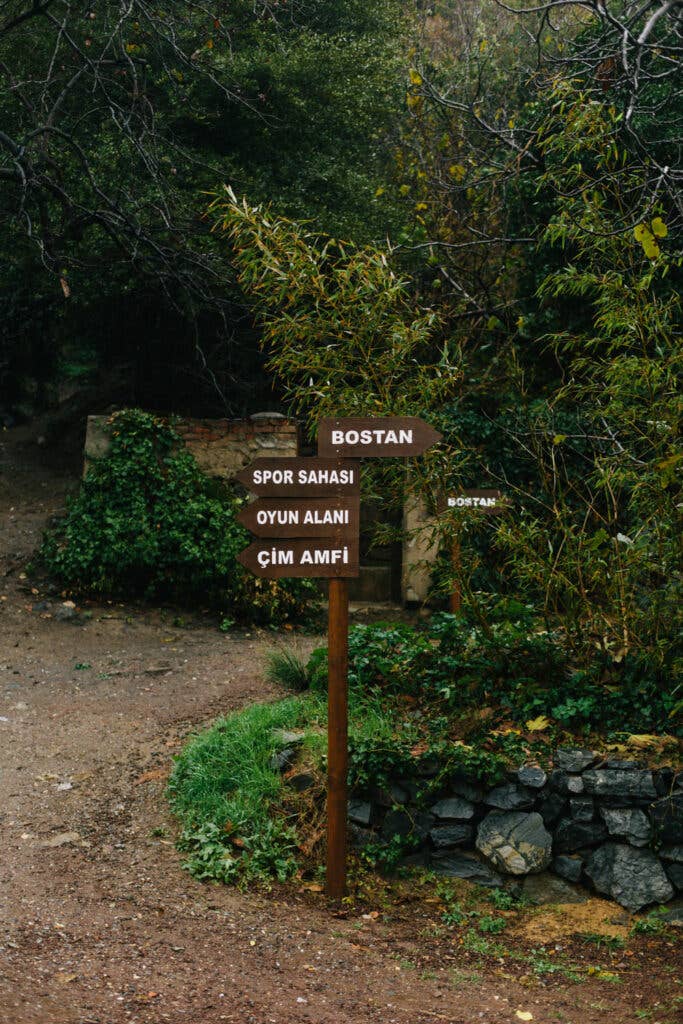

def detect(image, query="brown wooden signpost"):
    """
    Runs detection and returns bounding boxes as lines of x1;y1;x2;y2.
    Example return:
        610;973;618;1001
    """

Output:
235;457;360;496
238;537;360;577
238;496;360;538
440;488;508;613
318;416;442;459
237;417;441;900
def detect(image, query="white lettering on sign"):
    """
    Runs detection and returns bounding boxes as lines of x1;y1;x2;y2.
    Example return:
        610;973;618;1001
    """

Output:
330;428;413;447
300;547;350;566
303;509;349;525
257;548;295;568
252;468;295;486
255;546;350;568
256;509;300;526
253;508;350;527
448;496;498;508
297;467;357;485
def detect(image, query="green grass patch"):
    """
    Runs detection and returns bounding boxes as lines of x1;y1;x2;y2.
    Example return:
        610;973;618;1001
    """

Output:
168;695;325;884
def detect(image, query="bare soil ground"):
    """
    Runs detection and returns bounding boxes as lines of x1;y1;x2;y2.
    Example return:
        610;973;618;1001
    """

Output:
0;428;680;1024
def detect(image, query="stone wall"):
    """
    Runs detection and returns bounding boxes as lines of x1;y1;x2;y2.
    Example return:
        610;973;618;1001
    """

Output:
83;412;298;479
343;747;682;912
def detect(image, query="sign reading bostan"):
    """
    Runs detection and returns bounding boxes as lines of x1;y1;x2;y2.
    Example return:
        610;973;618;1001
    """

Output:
318;416;442;458
442;489;507;514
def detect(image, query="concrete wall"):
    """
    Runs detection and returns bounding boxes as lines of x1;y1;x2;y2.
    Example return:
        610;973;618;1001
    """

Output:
401;495;440;605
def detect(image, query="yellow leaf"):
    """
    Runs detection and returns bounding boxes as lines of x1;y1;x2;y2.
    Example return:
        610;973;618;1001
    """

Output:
516;1013;533;1021
625;733;663;748
643;235;660;259
206;38;214;49
552;434;567;445
651;216;667;238
409;68;423;86
526;715;551;732
479;39;488;53
633;223;647;242
449;164;466;181
374;186;385;197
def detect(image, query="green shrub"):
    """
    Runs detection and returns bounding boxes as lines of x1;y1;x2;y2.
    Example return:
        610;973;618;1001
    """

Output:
39;409;317;624
266;650;311;692
308;613;679;736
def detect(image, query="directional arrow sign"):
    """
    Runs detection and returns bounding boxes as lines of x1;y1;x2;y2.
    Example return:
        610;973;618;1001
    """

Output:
318;417;442;458
235;458;360;497
238;496;360;538
441;489;508;514
238;538;359;578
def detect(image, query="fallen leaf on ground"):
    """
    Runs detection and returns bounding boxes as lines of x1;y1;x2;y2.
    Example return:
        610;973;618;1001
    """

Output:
525;715;550;732
39;831;81;848
516;1013;533;1021
134;768;168;786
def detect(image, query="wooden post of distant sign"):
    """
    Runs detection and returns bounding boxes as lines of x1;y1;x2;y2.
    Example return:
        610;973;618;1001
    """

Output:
326;576;348;901
450;535;462;614
441;490;507;615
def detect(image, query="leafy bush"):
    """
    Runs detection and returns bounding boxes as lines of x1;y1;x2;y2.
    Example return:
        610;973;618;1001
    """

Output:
308;613;680;736
266;650;311;692
39;409;317;624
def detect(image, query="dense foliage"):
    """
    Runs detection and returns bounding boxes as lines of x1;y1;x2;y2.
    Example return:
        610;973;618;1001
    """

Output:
39;409;316;624
0;0;407;413
309;613;681;737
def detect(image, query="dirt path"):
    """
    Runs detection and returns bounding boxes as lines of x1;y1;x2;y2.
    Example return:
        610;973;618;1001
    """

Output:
0;431;679;1024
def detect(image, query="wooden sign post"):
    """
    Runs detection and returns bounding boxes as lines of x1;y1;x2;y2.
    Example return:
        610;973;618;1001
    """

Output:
237;417;441;902
440;489;507;614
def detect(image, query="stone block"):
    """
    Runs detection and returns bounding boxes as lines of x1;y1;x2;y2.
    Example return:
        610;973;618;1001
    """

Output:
476;811;552;875
585;843;674;912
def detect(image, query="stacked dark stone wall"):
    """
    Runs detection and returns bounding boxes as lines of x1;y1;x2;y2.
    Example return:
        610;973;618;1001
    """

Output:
343;748;682;912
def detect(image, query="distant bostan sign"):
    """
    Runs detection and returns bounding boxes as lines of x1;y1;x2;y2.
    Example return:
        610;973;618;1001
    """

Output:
442;489;507;514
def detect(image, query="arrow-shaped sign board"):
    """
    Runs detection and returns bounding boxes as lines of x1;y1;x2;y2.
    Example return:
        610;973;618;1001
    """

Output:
238;538;360;578
441;489;508;514
235;458;360;497
318;417;442;458
238;496;360;538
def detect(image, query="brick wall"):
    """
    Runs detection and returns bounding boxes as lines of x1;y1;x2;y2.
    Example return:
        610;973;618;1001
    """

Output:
83;413;299;479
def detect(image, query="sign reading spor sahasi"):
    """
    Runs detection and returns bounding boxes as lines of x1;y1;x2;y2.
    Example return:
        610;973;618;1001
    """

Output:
235;457;359;497
318;416;442;458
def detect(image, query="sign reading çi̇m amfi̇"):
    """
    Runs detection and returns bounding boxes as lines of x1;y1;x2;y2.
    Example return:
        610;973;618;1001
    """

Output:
238;538;359;578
